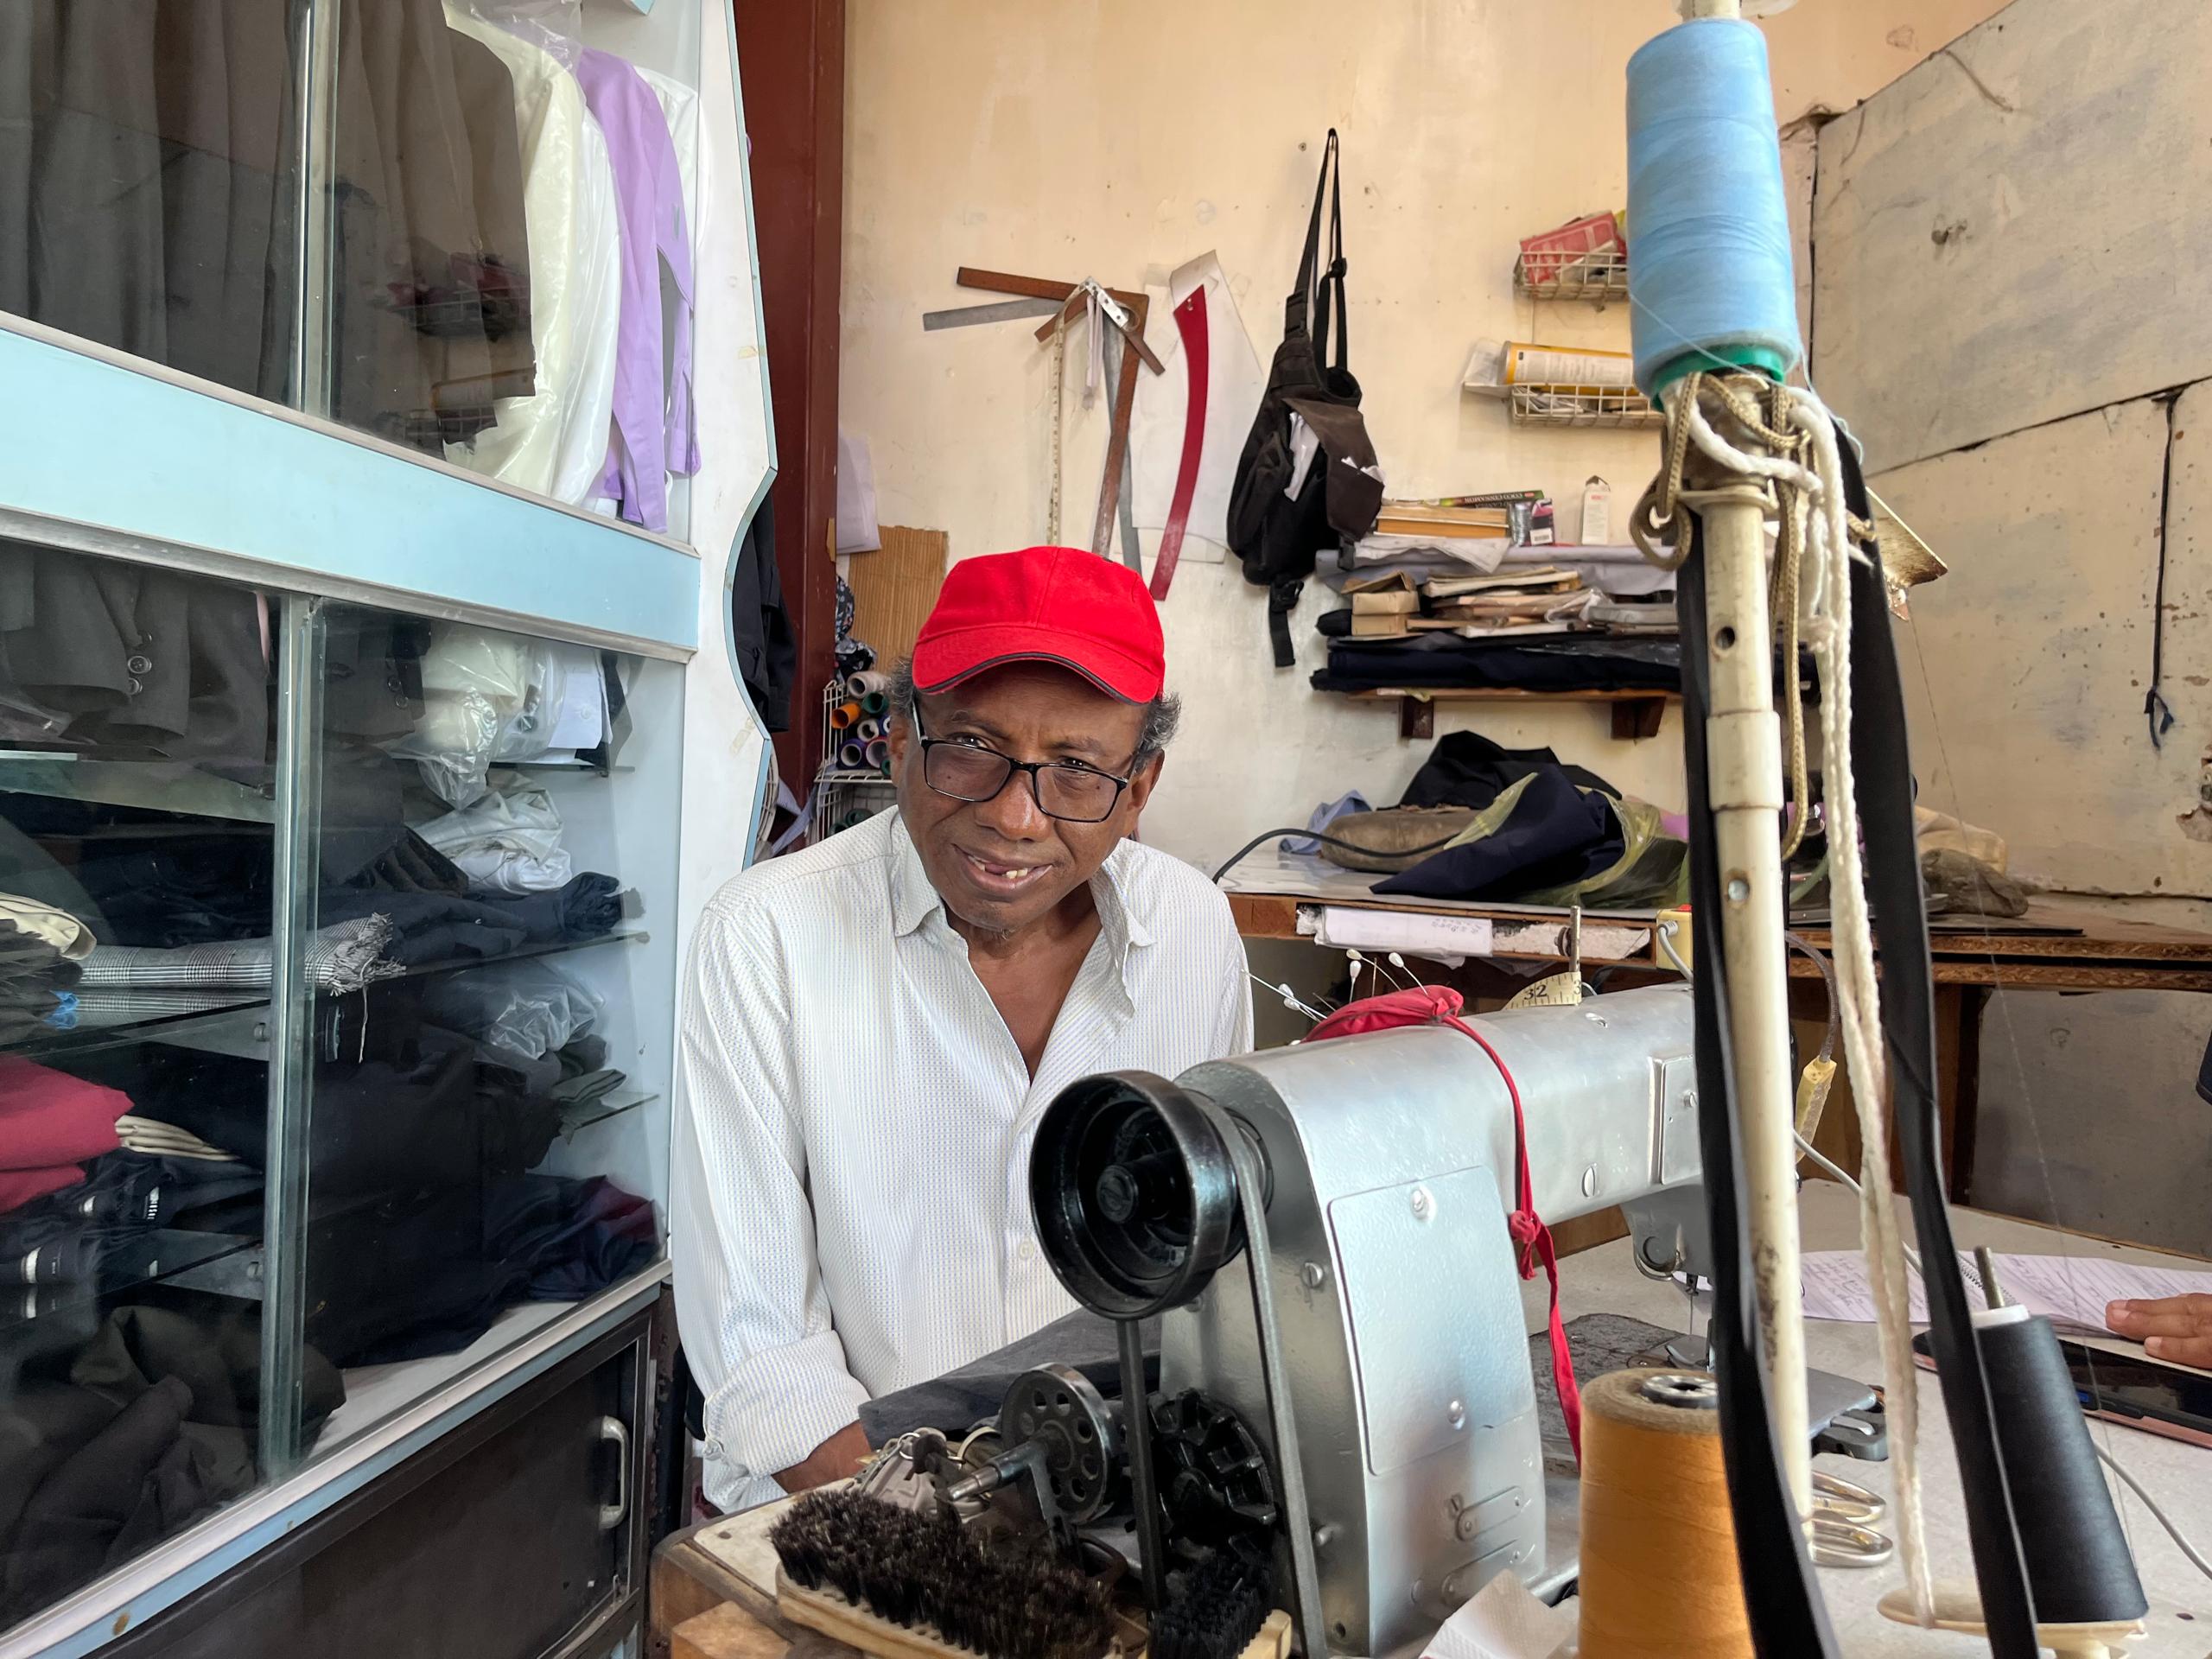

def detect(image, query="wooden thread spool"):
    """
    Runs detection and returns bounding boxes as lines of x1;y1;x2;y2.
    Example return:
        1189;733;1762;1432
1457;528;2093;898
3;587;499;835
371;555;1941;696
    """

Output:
1576;1369;1754;1659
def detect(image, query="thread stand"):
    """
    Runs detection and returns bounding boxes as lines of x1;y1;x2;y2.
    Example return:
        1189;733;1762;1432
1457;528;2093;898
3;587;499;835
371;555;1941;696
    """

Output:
1669;374;1812;1524
1876;1583;2145;1659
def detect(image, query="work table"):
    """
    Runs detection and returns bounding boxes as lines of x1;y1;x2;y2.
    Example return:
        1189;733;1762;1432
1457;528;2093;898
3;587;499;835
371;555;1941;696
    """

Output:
651;1182;2212;1657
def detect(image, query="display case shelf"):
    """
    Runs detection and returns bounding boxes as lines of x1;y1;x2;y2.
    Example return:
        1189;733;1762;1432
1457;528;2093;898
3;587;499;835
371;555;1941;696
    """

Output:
0;1230;261;1330
557;1089;656;1140
0;754;276;823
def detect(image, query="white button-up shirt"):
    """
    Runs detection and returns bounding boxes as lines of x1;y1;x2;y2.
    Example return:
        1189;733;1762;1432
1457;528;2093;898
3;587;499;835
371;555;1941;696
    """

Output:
671;808;1253;1512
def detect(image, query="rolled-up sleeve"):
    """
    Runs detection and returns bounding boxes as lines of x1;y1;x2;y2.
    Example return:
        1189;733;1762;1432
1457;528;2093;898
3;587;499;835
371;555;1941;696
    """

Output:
671;899;871;1511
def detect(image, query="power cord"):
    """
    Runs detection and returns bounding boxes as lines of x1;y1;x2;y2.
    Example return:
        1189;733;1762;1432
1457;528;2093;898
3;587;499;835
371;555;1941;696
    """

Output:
2093;1442;2212;1584
1794;1132;2212;1586
1209;826;1466;885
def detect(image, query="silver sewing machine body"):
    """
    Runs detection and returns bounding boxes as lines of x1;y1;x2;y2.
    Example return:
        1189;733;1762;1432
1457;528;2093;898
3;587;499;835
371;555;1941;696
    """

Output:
1031;983;1707;1658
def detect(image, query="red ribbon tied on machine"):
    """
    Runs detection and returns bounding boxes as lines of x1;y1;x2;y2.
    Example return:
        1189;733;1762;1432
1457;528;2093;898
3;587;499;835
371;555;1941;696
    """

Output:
1305;984;1584;1462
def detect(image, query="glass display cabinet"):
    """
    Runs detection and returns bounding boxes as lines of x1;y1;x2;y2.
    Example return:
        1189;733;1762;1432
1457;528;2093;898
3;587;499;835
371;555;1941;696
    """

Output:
0;3;773;1656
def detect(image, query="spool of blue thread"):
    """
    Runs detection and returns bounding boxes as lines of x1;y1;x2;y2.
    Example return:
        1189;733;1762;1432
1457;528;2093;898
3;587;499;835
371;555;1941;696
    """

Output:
1625;17;1803;399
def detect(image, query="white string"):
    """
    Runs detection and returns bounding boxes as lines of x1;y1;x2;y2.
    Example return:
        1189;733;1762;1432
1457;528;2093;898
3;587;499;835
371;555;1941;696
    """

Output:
1666;376;1936;1621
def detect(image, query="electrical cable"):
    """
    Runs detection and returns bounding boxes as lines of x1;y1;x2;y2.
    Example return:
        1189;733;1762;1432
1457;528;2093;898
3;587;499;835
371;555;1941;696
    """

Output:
2094;1444;2212;1585
1657;918;1694;979
1208;826;1465;886
1792;1130;1922;1277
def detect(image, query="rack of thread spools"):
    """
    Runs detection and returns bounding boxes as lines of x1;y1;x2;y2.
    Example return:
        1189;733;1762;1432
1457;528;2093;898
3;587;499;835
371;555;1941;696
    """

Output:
808;671;898;844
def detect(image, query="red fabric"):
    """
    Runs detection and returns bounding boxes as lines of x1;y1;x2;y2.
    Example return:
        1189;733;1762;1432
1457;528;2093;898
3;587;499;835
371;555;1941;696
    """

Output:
1306;986;1584;1463
912;545;1166;702
0;1054;128;1170
0;1164;83;1214
1148;289;1210;602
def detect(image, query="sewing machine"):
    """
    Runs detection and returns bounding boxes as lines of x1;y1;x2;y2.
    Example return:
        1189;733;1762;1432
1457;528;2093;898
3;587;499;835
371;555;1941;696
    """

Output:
1025;983;1712;1658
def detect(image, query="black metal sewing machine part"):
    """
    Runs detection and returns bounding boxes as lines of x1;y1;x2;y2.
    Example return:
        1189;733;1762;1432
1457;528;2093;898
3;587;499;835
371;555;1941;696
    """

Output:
1027;1070;1327;1658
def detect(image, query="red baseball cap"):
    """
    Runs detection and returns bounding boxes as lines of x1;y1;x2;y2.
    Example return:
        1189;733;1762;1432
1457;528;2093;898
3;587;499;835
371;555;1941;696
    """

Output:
910;545;1166;702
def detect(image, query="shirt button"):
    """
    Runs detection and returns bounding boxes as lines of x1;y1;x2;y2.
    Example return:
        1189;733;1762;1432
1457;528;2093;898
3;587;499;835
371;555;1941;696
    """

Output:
1018;1240;1038;1263
126;654;153;675
126;677;143;695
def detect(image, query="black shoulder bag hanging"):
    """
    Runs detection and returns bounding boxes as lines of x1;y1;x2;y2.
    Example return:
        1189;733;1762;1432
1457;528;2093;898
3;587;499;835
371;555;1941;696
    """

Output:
1228;130;1380;668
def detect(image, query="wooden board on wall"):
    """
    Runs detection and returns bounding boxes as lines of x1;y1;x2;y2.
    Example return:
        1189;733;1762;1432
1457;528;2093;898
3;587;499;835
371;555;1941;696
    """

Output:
1812;0;2212;473
847;525;948;668
1877;397;2201;897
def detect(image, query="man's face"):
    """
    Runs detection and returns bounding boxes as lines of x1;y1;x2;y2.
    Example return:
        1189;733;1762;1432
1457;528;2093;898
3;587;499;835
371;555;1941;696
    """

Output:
890;662;1160;937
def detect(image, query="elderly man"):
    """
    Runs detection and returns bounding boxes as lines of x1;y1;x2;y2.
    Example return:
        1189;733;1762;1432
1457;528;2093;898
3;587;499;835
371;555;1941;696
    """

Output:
673;544;1252;1513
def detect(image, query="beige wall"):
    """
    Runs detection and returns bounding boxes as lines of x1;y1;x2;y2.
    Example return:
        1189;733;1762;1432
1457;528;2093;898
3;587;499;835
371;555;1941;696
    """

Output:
837;0;2008;866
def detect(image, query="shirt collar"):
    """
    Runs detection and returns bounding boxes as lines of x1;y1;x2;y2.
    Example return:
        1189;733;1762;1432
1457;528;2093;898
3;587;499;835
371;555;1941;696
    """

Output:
886;812;1154;954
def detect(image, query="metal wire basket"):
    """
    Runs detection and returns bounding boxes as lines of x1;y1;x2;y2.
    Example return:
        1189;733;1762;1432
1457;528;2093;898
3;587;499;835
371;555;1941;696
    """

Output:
1507;383;1664;430
1512;245;1630;302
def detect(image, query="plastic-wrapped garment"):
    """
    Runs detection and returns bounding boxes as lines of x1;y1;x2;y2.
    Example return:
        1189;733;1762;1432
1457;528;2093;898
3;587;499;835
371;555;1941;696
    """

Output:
396;626;607;806
415;779;571;894
418;958;601;1063
441;3;620;505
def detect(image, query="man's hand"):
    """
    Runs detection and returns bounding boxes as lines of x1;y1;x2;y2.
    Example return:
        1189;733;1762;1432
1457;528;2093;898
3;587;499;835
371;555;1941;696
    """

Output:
2106;1294;2212;1367
774;1421;871;1494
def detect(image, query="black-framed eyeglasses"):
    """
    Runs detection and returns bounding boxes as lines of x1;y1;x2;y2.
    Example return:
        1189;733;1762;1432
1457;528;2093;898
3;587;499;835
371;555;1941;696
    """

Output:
910;706;1140;824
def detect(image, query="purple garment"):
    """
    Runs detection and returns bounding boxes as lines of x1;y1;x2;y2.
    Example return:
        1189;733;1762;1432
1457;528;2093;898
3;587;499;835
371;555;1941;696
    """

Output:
575;49;701;533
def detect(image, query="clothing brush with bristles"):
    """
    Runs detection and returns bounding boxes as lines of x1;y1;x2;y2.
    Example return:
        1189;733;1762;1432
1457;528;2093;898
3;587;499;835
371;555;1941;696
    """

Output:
769;1486;1119;1659
1149;1548;1276;1659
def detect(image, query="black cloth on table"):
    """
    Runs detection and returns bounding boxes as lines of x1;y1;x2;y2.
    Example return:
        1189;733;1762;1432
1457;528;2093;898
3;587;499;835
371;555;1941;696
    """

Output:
1396;730;1618;810
858;1309;1162;1448
1373;768;1626;902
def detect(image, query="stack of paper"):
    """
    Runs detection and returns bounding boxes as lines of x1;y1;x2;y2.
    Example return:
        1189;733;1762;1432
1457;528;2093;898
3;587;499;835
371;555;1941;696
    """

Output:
1801;1249;2212;1334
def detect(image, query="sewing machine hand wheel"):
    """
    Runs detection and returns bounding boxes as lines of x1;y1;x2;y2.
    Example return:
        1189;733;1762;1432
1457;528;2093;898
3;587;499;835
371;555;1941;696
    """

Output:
1029;1071;1249;1319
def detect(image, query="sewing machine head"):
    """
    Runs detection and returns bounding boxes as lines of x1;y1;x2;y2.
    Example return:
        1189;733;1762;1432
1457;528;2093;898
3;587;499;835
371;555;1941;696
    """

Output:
1029;982;1705;1657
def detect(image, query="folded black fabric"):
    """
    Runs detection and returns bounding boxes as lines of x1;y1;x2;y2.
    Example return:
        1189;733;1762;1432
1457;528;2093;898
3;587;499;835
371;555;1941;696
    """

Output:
107;1027;556;1197
315;889;527;965
0;1293;344;1620
477;873;622;945
1375;771;1624;901
1310;632;1688;693
315;1173;656;1367
1399;730;1618;810
489;1174;658;1301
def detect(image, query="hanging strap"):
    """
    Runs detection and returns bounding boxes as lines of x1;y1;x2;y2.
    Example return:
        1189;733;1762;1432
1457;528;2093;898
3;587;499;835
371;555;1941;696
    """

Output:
1314;137;1350;382
1150;286;1211;601
1287;130;1340;343
1267;576;1302;669
1306;985;1580;1461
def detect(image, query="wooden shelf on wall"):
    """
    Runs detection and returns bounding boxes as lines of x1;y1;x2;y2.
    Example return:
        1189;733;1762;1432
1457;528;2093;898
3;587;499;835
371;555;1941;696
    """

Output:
1340;686;1679;742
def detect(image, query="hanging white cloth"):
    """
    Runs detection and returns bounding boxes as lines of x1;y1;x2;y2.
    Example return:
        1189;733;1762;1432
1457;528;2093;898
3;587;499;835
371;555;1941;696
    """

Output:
1128;251;1265;565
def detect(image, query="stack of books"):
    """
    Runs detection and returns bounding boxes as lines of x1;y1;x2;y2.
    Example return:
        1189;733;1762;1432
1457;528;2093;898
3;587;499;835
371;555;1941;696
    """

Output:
1370;492;1555;547
1345;567;1596;640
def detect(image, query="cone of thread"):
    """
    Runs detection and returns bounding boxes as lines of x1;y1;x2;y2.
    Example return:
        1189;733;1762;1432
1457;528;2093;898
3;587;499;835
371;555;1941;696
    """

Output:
1577;1369;1753;1658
